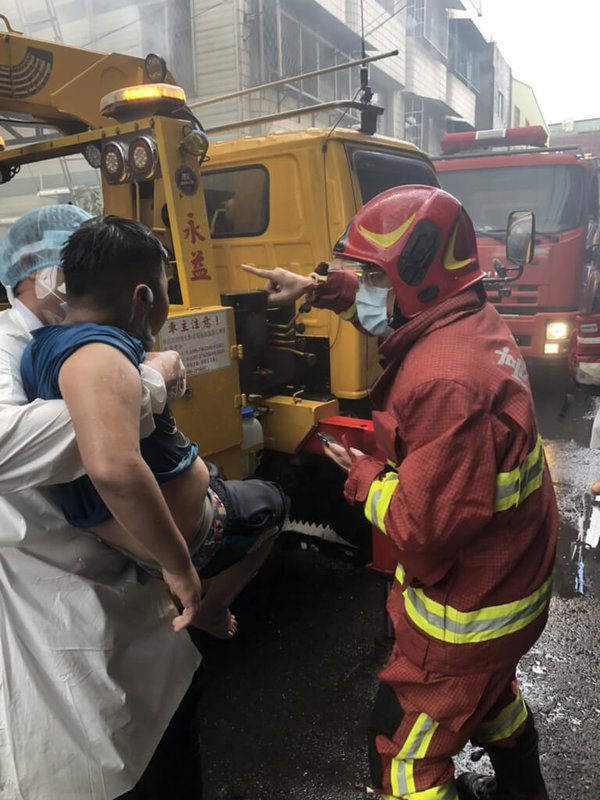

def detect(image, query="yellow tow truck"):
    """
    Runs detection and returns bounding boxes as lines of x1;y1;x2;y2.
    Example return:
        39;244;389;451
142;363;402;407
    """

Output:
0;18;439;552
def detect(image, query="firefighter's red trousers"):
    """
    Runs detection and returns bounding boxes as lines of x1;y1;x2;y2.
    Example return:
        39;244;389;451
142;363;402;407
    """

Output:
368;649;530;800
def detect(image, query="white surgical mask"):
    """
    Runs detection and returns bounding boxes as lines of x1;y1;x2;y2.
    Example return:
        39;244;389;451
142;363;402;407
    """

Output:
34;266;68;325
356;283;394;338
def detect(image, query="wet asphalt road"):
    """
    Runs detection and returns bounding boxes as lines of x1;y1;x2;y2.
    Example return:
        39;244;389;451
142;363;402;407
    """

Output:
191;363;600;800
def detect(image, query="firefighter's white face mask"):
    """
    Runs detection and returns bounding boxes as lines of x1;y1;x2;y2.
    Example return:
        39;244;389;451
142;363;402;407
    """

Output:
34;266;67;325
356;283;394;338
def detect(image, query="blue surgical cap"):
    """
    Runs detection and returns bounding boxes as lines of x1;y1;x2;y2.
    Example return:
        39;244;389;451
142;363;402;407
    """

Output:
0;205;92;289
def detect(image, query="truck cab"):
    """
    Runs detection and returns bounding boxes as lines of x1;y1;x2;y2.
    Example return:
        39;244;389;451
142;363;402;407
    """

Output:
434;126;600;364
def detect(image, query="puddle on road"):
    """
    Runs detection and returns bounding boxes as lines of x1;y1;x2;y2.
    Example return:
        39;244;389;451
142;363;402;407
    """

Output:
555;507;600;599
544;439;600;598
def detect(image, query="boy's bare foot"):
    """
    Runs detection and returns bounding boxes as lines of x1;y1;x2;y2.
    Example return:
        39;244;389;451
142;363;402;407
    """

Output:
591;479;600;496
195;607;238;639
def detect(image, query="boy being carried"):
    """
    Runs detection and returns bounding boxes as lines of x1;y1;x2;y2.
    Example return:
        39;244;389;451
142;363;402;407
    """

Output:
21;214;287;638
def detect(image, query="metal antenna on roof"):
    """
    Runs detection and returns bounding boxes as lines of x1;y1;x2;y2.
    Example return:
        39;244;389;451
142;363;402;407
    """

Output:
359;0;373;104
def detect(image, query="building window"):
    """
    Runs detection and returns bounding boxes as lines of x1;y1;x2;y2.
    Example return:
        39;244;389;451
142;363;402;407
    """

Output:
514;106;521;127
404;95;424;150
260;3;360;124
407;0;449;58
448;24;479;91
497;90;504;119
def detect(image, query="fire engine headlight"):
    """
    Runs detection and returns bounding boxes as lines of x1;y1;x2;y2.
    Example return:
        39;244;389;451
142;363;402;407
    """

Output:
546;321;569;341
101;141;130;185
180;128;209;164
129;136;157;179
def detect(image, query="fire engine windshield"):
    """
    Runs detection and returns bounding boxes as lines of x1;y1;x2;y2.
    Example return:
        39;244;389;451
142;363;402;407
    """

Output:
437;164;585;237
349;148;439;203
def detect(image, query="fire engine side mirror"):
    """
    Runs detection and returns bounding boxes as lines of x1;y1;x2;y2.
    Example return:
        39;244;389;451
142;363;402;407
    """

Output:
506;210;535;266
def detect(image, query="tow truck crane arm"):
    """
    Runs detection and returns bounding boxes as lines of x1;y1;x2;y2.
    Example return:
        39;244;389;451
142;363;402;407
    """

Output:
0;15;175;133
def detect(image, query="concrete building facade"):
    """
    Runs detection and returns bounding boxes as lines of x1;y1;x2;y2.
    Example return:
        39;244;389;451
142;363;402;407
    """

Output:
511;78;548;133
0;0;544;222
549;118;600;160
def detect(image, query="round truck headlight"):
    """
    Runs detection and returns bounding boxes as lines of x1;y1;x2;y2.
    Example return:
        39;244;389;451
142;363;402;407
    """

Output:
546;321;569;341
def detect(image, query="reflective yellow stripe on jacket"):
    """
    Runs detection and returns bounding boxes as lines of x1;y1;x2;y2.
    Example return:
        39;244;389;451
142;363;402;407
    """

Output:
395;564;553;644
364;435;551;645
339;302;357;321
494;434;544;512
365;435;546;533
365;470;399;534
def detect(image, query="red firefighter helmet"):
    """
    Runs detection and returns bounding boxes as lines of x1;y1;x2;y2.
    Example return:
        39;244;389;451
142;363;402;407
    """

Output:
332;185;483;319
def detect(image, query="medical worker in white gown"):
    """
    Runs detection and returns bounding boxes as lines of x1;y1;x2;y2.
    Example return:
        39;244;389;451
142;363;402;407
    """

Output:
0;205;201;800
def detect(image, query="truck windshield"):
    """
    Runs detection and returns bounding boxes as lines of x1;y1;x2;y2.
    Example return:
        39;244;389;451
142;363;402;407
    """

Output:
437;164;585;236
350;148;439;203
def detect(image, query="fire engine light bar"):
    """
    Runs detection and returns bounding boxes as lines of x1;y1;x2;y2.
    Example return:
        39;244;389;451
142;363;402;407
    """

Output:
440;126;548;155
0;136;5;151
100;84;186;117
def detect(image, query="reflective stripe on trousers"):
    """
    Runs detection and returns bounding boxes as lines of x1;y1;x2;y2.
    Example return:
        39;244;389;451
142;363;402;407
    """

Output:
475;684;528;744
385;712;458;800
379;783;458;800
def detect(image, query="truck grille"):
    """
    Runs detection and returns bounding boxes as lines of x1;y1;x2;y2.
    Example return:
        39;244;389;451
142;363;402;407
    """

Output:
490;284;538;310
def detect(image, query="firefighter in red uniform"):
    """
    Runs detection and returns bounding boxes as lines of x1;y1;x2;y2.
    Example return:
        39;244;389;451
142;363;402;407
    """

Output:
243;185;557;800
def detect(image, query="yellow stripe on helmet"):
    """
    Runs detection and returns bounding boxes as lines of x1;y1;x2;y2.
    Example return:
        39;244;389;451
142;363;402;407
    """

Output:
359;213;416;248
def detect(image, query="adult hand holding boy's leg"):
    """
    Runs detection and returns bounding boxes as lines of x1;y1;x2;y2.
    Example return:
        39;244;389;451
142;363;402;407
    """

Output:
162;562;203;632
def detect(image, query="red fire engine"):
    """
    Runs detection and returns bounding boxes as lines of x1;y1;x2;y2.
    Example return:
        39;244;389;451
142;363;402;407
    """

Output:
435;126;600;363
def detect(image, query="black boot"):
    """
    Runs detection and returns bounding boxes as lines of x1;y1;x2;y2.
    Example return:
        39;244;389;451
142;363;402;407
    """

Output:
456;709;548;800
456;773;498;800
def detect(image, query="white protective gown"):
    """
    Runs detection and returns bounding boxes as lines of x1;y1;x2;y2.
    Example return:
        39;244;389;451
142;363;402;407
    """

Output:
0;305;201;800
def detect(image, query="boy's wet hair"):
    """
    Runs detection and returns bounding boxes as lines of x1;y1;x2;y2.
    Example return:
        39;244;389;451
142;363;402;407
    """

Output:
61;215;168;307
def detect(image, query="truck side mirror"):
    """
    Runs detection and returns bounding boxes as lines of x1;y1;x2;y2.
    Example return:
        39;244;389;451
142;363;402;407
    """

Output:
506;210;535;266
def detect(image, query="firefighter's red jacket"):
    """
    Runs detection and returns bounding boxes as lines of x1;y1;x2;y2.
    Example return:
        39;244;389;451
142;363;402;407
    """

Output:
314;281;558;677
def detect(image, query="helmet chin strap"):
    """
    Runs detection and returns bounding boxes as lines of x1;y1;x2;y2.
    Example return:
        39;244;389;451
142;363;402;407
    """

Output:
390;300;408;329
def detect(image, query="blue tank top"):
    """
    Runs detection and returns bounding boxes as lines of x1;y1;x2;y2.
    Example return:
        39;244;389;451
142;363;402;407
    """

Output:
21;322;198;528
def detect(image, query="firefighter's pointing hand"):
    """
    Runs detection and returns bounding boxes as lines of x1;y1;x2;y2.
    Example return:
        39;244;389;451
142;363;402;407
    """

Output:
241;264;317;305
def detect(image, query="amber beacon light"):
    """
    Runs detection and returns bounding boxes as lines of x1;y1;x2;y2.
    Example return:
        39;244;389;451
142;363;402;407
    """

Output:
100;84;186;121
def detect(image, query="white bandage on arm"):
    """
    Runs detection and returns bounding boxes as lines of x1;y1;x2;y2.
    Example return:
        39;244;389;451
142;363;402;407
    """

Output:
139;363;167;438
